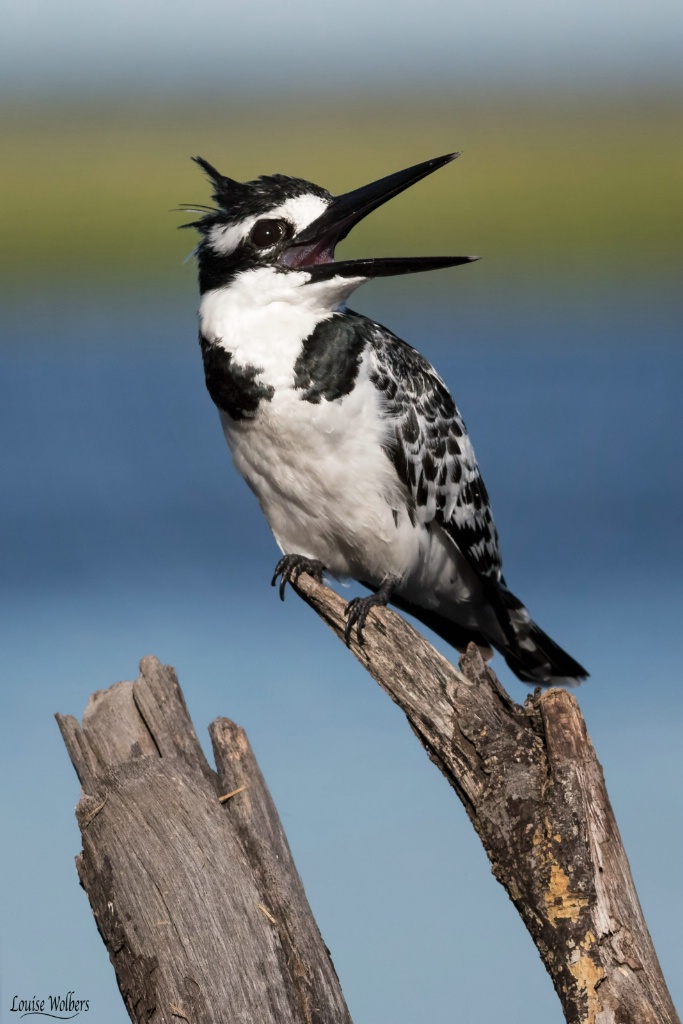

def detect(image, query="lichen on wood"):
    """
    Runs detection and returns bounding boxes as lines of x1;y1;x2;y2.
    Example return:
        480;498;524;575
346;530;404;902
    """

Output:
55;576;679;1024
292;574;679;1024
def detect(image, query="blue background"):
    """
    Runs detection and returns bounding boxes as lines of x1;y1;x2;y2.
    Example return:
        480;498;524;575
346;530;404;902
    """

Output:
2;273;681;1023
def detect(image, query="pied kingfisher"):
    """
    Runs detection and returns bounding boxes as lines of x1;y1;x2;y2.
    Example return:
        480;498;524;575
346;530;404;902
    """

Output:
186;153;587;685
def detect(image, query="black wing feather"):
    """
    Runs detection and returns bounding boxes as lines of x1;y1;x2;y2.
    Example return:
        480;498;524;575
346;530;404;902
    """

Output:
353;312;503;582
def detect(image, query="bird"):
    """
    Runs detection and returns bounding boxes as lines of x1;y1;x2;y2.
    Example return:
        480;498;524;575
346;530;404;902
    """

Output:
185;152;587;686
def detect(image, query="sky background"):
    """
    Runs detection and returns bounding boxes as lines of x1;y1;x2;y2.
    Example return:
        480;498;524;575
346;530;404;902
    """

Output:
3;0;682;95
1;2;681;1024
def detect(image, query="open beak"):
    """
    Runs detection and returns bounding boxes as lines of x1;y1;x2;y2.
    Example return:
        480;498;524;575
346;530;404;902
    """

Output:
281;153;478;281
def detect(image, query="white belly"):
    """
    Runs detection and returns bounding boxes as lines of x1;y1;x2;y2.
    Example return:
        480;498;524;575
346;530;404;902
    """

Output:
221;374;422;583
220;373;491;637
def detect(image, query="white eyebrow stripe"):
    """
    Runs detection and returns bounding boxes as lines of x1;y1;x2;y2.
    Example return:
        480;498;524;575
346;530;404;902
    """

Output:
208;193;329;256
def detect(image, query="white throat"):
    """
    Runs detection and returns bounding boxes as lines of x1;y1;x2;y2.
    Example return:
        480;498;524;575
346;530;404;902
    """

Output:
199;266;365;388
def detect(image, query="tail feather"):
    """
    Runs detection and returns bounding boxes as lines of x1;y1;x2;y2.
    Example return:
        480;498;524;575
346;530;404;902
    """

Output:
388;593;494;661
375;582;587;686
390;585;588;686
500;621;588;685
494;585;588;686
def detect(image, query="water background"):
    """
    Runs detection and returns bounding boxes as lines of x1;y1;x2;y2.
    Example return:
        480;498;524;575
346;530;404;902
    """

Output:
2;270;681;1023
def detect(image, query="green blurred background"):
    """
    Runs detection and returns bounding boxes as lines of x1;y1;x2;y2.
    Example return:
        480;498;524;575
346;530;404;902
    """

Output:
3;94;681;286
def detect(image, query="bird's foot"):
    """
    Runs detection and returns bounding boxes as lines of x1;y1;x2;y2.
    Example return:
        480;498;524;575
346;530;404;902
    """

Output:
344;580;394;646
271;554;325;601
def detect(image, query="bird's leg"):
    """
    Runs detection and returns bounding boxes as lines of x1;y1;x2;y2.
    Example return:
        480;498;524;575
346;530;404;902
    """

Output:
344;579;395;646
271;554;325;601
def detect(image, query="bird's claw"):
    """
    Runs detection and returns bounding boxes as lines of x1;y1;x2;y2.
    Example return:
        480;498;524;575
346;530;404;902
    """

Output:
271;554;325;601
344;596;372;645
343;582;394;645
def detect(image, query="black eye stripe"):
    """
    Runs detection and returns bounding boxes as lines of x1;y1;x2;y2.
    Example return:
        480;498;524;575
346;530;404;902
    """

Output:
249;218;290;249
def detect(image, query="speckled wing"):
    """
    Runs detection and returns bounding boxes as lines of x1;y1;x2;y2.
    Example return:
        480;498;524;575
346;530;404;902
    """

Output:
363;316;503;582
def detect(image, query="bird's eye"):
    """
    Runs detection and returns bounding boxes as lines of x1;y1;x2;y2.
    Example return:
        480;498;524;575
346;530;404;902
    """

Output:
249;218;289;249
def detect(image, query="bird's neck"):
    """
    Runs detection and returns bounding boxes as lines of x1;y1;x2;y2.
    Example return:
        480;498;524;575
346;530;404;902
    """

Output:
198;267;363;384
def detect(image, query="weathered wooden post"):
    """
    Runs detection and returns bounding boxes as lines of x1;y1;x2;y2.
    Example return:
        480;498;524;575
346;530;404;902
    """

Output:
57;577;679;1024
293;575;680;1024
57;656;352;1024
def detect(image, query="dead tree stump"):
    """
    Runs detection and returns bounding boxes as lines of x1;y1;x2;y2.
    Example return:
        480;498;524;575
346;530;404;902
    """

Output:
56;656;352;1024
292;574;679;1024
56;577;679;1024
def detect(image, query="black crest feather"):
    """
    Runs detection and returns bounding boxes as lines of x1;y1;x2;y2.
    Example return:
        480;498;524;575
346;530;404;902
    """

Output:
192;156;248;207
192;155;226;184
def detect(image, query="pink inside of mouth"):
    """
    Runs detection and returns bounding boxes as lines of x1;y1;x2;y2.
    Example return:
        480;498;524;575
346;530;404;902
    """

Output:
280;238;335;269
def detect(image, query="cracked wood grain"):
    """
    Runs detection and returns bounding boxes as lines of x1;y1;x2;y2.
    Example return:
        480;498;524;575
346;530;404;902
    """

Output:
292;574;679;1024
57;656;351;1024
